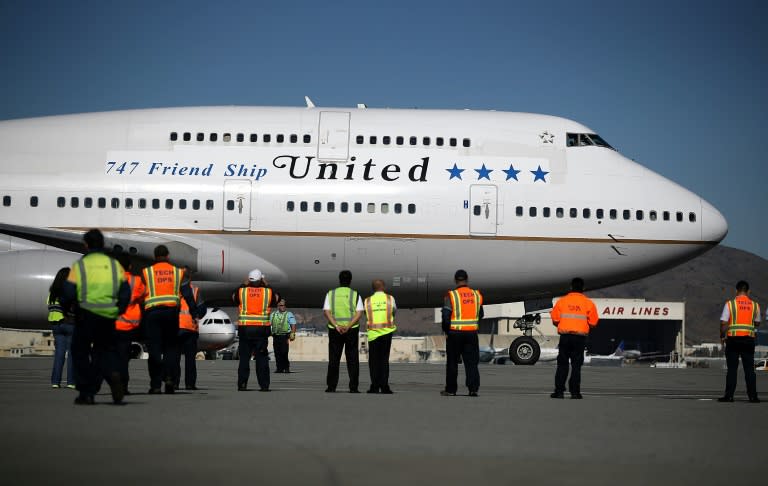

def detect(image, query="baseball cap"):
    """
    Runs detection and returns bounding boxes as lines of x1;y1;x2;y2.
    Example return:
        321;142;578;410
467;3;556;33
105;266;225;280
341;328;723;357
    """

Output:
248;269;263;282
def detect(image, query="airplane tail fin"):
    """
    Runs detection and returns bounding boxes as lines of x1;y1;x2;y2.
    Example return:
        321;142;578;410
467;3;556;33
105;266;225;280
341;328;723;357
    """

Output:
613;340;625;356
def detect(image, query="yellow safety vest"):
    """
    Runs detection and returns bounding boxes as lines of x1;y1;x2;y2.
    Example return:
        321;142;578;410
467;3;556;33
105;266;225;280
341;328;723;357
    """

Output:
70;252;124;319
364;292;396;342
327;287;360;329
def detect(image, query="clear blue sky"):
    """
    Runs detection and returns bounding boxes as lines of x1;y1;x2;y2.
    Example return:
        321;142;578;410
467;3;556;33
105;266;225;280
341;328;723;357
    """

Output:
1;0;766;258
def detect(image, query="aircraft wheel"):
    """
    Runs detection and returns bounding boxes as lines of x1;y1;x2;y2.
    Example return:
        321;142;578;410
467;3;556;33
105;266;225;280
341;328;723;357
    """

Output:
509;336;540;365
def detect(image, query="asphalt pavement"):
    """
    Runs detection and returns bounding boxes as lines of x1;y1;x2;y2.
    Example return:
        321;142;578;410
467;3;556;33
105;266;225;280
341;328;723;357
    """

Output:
0;358;765;486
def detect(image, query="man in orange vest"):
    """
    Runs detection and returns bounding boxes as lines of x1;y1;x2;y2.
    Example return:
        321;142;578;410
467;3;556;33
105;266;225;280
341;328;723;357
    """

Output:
550;278;598;399
141;245;198;395
718;280;761;403
115;255;145;396
174;267;204;390
440;269;483;397
232;269;280;391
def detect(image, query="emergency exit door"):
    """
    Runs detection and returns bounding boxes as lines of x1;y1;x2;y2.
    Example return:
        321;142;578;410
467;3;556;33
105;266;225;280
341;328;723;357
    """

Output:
469;185;497;236
223;180;251;230
317;111;350;161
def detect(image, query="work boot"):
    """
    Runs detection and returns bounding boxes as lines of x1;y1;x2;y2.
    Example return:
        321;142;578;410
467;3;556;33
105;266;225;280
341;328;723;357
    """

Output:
164;381;175;394
550;392;565;399
717;396;734;402
571;393;583;399
74;395;95;405
440;390;456;396
108;372;124;404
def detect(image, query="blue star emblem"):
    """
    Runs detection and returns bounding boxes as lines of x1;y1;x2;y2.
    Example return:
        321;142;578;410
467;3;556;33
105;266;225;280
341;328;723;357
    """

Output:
474;163;493;180
446;163;465;180
531;165;549;183
502;164;520;181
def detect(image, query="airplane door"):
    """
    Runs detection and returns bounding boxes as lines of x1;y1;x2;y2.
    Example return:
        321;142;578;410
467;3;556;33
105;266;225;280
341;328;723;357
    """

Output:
223;180;251;231
469;185;497;236
317;111;350;161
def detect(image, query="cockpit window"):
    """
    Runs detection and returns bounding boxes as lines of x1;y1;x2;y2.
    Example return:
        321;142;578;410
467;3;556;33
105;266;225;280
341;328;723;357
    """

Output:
566;133;614;150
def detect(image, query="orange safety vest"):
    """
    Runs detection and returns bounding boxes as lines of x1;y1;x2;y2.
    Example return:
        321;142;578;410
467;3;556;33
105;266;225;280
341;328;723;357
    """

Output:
447;286;483;331
142;262;183;310
725;295;759;338
116;273;145;332
179;285;200;332
238;286;273;326
551;292;599;335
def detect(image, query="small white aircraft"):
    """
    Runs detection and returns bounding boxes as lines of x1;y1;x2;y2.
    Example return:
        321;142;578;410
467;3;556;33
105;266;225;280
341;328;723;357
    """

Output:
129;307;235;358
0;100;728;337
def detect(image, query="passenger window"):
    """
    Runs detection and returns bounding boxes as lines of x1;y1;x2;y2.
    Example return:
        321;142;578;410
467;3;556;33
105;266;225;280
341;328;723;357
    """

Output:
623;210;630;220
287;201;295;212
449;138;457;147
179;199;187;210
474;205;482;216
341;202;349;213
383;136;391;145
529;207;537;217
676;211;683;222
193;199;200;210
277;134;284;143
210;133;218;142
381;203;389;214
170;132;178;141
596;209;604;219
569;208;577;218
111;198;120;209
138;199;146;209
196;133;204;142
263;134;271;143
327;202;335;213
98;197;106;209
70;197;79;208
183;132;191;142
303;134;311;143
367;203;375;213
354;202;362;213
290;134;297;143
516;206;523;216
369;136;377;144
650;211;657;221
409;136;417;146
689;212;696;223
223;133;231;142
237;133;244;142
207;200;215;210
610;209;617;220
165;199;173;210
125;198;133;209
356;135;364;144
556;207;564;218
57;197;65;208
663;211;670;221
85;197;93;208
250;134;258;142
300;201;308;212
394;203;402;214
423;137;430;146
583;208;590;219
543;207;551;218
396;136;404;146
436;137;444;146
408;203;416;214
463;138;471;148
313;202;321;212
636;210;643;221
30;196;38;207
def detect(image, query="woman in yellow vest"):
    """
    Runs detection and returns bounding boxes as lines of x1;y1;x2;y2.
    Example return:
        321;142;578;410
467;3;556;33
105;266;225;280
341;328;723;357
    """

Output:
48;267;75;389
364;279;397;394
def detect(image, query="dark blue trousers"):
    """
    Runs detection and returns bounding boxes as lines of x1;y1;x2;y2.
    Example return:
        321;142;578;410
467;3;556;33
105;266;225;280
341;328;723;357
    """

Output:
724;337;757;400
445;331;479;394
238;326;271;390
175;330;199;388
554;334;586;395
71;312;118;398
51;322;75;386
144;307;180;390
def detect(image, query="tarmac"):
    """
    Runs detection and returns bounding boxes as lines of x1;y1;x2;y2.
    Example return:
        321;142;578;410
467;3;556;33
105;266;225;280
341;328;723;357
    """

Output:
0;358;765;486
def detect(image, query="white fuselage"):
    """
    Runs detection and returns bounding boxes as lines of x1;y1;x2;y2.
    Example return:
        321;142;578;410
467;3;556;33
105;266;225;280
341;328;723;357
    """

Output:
0;106;727;326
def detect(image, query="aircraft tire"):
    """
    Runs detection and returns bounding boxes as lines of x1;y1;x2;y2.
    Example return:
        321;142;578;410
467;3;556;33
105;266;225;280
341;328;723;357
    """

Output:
509;336;540;365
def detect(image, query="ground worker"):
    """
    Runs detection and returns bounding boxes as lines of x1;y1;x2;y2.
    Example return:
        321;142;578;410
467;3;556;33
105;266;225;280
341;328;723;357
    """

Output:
550;278;599;399
270;298;296;373
323;270;364;393
441;269;483;397
61;229;130;405
141;245;198;395
115;255;145;396
48;267;76;389
233;269;279;391
364;279;397;394
175;268;204;390
718;280;761;403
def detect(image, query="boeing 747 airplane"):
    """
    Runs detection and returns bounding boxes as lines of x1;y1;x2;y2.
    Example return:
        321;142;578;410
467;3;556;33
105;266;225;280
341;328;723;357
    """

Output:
0;101;728;335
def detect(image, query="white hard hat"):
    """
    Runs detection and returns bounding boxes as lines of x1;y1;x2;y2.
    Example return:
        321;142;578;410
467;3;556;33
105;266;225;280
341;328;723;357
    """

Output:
248;269;263;282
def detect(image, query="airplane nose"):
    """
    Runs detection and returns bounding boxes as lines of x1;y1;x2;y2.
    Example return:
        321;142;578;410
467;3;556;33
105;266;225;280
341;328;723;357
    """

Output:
701;198;728;243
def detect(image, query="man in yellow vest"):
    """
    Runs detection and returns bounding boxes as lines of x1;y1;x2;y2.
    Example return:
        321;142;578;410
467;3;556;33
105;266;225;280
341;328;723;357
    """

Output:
141;245;198;395
115;255;145;396
233;269;279;391
323;270;364;393
441;269;483;397
61;229;130;405
270;298;297;373
718;280;761;403
364;279;397;394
